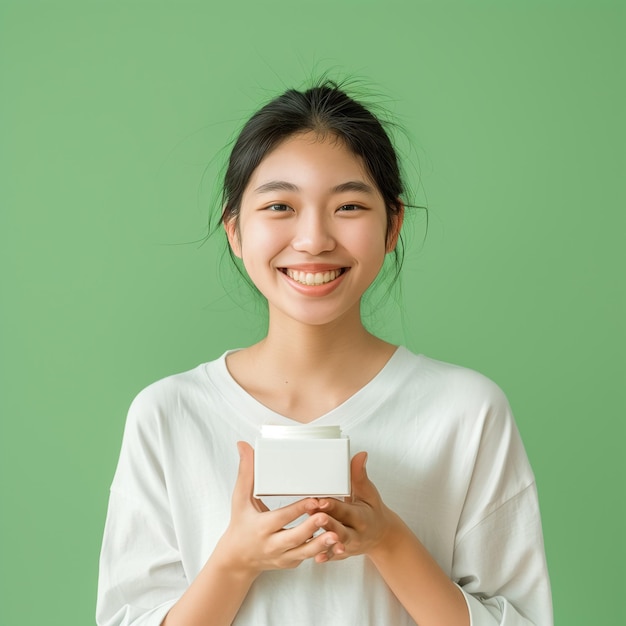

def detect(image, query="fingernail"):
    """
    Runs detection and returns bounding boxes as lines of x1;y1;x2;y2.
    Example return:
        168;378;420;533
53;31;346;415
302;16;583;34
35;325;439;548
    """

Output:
325;536;337;546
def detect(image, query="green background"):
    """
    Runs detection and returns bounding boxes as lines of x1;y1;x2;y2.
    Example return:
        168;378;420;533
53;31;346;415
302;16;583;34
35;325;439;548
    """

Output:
1;1;624;624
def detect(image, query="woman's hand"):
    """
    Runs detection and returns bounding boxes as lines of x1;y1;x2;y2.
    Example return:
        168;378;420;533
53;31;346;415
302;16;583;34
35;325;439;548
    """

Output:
310;452;470;625
162;443;341;626
308;451;398;564
211;442;342;577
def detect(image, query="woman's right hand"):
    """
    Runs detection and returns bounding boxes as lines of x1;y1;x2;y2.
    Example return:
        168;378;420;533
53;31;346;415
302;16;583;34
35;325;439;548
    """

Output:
163;441;339;626
211;441;343;577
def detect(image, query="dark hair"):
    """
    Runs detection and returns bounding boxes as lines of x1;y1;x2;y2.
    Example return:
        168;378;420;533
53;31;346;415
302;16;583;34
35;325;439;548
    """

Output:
219;80;407;275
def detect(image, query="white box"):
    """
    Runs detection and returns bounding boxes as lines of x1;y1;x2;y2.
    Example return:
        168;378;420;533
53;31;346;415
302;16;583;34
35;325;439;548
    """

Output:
254;425;350;497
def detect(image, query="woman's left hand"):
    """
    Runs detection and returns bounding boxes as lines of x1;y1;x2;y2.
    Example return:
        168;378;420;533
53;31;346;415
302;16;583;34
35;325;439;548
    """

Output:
307;453;471;625
305;451;397;563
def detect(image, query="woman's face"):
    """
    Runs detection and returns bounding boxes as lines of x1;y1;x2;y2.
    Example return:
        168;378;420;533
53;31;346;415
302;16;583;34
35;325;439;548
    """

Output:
226;132;401;327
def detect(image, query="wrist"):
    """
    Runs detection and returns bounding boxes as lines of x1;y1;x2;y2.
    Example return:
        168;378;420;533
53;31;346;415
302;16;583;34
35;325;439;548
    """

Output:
366;508;411;564
210;533;262;584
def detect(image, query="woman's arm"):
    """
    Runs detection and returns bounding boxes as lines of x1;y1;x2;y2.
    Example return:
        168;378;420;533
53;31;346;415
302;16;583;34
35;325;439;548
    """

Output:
161;442;341;626
314;452;469;626
316;450;550;625
98;437;339;626
367;510;470;626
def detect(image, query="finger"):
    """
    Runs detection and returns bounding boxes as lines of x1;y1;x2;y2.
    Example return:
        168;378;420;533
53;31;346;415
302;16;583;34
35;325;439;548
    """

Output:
312;530;347;563
289;527;343;562
266;497;322;530
231;441;255;510
314;538;347;563
350;451;372;494
316;496;358;528
313;511;349;549
271;512;335;552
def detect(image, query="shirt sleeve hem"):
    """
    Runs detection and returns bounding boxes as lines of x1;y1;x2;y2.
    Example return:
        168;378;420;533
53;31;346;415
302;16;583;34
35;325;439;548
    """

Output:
454;583;498;626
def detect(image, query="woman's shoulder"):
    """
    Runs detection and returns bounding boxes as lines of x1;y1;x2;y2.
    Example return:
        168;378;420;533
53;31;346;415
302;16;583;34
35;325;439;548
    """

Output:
394;346;509;406
387;347;519;444
395;348;531;481
124;351;233;424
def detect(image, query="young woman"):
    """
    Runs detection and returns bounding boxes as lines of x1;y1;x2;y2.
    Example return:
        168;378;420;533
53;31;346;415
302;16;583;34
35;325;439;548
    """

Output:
97;82;552;626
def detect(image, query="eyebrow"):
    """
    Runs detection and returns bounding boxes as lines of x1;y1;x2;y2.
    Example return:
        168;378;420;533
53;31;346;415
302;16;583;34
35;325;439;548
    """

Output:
253;180;377;195
253;181;300;194
333;181;376;195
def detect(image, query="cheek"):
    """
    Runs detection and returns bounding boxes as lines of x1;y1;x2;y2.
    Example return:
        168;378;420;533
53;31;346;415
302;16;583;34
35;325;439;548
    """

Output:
348;223;388;260
238;220;285;268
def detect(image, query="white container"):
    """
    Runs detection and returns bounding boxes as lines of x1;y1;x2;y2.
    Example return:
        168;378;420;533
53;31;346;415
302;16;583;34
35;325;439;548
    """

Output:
254;425;350;497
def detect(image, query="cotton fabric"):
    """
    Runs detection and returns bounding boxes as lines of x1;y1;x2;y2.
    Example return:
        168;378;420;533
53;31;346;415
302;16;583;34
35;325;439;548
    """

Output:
97;347;552;625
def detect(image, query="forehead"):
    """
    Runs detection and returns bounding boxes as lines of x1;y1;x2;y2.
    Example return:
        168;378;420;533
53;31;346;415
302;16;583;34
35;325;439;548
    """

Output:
246;132;374;192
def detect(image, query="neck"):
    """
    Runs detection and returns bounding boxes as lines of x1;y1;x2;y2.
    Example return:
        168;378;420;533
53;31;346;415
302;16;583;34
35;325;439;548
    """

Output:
225;305;397;422
260;307;379;372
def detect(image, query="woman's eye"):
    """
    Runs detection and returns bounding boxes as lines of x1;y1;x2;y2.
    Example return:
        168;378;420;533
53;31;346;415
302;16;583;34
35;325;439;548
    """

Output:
338;204;362;212
266;203;291;212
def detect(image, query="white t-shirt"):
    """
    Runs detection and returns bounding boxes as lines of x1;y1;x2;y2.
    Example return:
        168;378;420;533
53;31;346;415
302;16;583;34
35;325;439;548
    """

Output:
97;347;552;625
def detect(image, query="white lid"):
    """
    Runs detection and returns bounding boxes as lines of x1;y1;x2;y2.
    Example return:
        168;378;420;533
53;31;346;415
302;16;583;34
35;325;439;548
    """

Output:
260;424;342;439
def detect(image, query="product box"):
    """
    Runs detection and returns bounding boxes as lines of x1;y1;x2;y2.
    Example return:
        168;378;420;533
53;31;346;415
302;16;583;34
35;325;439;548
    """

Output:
253;425;350;497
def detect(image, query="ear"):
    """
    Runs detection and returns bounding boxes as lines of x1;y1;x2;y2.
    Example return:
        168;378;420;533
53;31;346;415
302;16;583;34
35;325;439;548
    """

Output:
385;200;405;253
223;215;242;259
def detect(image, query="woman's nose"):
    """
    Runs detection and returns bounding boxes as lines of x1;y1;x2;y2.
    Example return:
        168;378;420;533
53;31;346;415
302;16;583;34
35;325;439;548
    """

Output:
291;211;336;255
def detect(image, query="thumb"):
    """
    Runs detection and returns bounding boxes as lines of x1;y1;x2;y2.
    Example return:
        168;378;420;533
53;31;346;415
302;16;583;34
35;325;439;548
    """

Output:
232;441;255;509
350;451;376;498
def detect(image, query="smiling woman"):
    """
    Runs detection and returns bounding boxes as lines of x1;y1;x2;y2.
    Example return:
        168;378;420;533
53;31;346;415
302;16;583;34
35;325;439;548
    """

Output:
96;81;553;626
224;133;396;327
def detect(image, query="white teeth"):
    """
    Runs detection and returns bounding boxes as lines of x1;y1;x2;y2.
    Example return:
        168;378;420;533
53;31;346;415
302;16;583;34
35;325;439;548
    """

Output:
285;269;343;286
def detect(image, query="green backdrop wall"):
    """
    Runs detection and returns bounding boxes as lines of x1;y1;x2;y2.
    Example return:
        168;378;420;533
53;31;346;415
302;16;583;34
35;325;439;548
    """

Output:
1;1;624;624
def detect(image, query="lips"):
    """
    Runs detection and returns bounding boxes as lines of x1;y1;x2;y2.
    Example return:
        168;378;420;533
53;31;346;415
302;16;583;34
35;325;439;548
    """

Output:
283;268;346;286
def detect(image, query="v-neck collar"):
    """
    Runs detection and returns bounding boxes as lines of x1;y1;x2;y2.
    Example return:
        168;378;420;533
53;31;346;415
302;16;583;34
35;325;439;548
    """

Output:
202;346;417;431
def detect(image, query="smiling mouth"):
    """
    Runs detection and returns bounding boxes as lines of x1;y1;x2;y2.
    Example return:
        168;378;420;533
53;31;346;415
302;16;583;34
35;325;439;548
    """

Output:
282;268;347;286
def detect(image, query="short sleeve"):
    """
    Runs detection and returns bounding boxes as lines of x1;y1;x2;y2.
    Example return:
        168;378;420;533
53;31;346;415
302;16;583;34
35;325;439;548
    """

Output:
452;383;553;625
454;483;553;625
96;390;186;626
